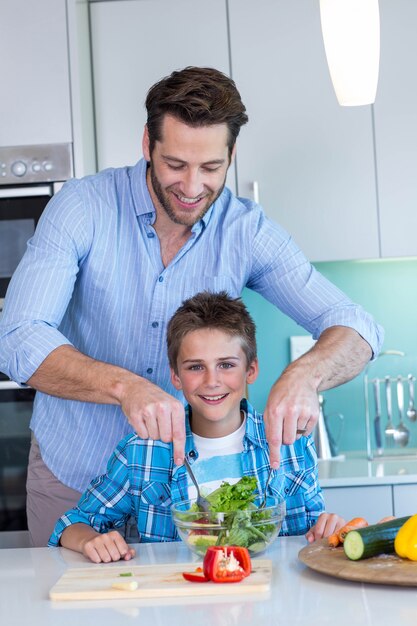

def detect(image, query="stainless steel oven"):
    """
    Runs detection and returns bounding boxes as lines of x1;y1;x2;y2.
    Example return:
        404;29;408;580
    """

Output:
0;143;72;531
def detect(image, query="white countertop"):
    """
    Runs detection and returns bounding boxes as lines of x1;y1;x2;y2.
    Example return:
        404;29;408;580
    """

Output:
319;449;417;487
1;538;417;626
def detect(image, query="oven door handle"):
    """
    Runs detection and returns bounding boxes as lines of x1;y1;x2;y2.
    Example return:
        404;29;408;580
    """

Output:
0;380;29;390
0;185;54;199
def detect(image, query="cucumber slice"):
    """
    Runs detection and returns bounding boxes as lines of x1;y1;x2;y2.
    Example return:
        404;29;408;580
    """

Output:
343;516;410;561
187;534;218;548
247;541;267;554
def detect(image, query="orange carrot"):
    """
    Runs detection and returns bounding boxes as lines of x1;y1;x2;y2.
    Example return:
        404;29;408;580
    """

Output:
337;517;368;542
328;533;341;548
377;516;395;524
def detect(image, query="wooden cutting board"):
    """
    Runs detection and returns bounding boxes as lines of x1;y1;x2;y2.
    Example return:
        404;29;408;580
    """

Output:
299;539;417;586
49;559;272;601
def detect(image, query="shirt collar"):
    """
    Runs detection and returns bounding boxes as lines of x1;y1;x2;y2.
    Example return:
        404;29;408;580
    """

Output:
128;158;217;231
128;159;155;217
183;399;267;454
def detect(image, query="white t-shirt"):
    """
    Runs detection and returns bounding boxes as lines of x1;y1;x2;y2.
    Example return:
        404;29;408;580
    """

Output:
186;416;246;500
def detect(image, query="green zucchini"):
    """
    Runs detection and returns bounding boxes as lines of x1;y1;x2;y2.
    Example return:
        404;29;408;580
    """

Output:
343;516;411;561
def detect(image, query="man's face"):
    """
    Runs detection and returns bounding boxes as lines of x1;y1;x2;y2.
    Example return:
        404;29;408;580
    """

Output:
143;115;234;228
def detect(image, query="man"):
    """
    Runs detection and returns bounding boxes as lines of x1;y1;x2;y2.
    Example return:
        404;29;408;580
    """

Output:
0;67;383;546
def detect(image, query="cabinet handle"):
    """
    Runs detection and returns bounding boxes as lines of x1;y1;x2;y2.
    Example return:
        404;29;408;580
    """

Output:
252;181;260;204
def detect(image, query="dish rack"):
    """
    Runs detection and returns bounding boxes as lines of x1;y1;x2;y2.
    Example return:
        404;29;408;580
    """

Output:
364;350;417;460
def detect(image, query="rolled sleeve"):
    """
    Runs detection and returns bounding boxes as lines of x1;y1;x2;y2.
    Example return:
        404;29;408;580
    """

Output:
1;323;72;384
48;443;133;547
249;215;384;359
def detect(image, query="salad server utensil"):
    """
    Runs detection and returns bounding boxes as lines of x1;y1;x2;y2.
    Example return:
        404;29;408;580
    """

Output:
394;377;410;447
384;376;396;446
372;378;383;455
183;456;211;512
406;374;417;422
259;467;274;509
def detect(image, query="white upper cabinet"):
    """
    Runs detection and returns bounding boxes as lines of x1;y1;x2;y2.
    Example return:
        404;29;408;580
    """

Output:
90;0;232;174
228;0;380;262
88;0;417;262
373;0;417;258
0;0;72;147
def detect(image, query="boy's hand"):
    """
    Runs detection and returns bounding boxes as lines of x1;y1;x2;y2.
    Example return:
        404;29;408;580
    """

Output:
305;513;346;543
80;530;136;563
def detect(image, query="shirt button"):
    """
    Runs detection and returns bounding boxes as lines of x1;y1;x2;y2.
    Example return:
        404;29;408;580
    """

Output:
151;321;159;328
188;450;196;459
147;232;155;238
147;367;153;374
158;276;164;283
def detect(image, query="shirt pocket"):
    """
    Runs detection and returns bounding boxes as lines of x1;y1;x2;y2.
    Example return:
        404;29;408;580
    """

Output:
138;482;177;542
140;482;172;508
271;469;309;500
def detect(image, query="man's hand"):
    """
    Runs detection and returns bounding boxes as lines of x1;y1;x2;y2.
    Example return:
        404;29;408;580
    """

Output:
28;345;187;466
305;512;346;543
263;327;372;468
119;377;186;466
263;368;320;468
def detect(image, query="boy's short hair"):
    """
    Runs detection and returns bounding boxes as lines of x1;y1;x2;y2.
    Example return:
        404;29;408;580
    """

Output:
167;291;257;373
145;66;248;158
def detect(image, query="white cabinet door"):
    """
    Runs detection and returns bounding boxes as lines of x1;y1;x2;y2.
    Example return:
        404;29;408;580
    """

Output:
373;0;417;258
90;0;233;184
322;486;392;523
228;0;379;262
393;484;417;518
0;0;72;146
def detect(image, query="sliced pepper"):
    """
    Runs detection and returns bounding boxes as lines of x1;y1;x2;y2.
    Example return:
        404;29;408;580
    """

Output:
182;569;209;583
203;546;251;583
394;513;417;560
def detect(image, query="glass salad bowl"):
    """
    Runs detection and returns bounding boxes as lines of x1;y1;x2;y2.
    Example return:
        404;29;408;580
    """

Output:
171;496;286;557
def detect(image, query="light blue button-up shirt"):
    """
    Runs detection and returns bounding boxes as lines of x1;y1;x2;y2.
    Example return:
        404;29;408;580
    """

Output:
0;158;383;491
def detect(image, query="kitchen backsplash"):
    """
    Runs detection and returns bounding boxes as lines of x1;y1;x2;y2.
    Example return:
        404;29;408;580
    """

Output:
243;257;417;452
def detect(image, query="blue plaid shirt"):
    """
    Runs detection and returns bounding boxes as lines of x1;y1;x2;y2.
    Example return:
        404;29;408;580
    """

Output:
48;399;324;546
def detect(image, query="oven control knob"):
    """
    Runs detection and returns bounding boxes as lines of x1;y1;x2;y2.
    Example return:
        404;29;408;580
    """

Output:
32;162;41;173
11;160;27;177
43;161;53;172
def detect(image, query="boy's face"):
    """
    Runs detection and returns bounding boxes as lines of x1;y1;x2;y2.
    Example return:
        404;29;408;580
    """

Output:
170;328;258;438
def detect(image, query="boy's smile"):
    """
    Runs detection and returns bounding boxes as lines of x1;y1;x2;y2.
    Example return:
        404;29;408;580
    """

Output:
170;327;258;438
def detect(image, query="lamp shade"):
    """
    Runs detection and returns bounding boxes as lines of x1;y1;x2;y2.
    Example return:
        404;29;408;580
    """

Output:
319;0;380;106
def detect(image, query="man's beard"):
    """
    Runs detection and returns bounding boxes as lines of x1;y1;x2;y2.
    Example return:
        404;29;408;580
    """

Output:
149;161;226;227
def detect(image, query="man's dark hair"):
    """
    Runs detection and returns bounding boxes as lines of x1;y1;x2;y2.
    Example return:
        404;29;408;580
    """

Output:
167;291;257;373
146;67;248;158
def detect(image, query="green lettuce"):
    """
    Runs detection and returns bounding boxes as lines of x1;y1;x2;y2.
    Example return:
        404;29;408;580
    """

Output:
185;476;277;553
204;476;258;512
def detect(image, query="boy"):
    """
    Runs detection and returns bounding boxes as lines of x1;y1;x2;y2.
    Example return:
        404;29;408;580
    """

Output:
48;292;344;562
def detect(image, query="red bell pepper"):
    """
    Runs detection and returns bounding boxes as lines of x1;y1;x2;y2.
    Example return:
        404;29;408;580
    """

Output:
182;569;209;583
202;546;251;583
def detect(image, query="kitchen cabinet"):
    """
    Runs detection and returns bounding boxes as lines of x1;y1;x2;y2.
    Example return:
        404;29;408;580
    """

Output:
0;0;95;178
0;0;71;147
228;0;379;262
393;484;417;517
89;0;235;190
373;0;417;258
322;485;392;523
88;0;417;262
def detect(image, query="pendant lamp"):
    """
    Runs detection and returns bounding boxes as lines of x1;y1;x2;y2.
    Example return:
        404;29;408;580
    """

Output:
319;0;380;106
